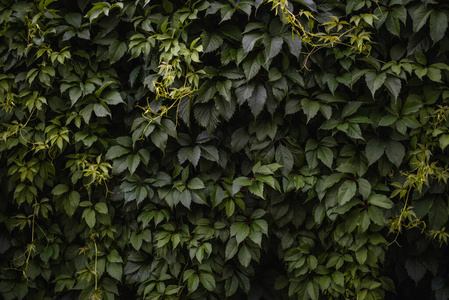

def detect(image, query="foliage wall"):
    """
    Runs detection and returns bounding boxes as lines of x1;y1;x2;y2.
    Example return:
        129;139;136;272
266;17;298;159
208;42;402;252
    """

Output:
1;0;449;299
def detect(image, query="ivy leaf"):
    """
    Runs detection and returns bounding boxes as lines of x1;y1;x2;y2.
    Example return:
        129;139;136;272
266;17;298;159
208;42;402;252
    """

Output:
238;244;252;267
69;87;82;106
275;144;294;176
405;258;427;284
109;40;127;64
103;91;124;105
365;72;386;97
249;181;264;198
202;31;223;53
231;127;249;152
265;36;283;61
232;177;253;195
94;202;108;214
368;194;394;209
180;190;192;209
384;76;401;100
200;273;216;291
216;80;232;102
52;184;69;196
200;145;219;162
365;138;386;165
430;11;448;43
385;140;405;167
247;84;267;117
439;134;449;150
301;98;320;123
317;147;333;169
194;103;220;131
107;262;123;281
189;145;201;167
106;145;130;160
242;54;262;81
337;181;357;205
292;0;317;12
65;13;82;28
225;238;238;260
242;33;263;53
412;6;433;33
126;154;140;175
357;178;371;200
282;32;302;58
356;247;368;264
187;177;205;190
151;130;168;153
82;208;96;228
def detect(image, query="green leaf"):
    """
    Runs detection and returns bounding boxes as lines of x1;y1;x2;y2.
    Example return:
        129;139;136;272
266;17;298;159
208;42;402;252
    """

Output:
194;102;220;131
331;271;344;287
68;191;80;209
180;190;192;209
188;274;200;293
385;140;405;167
187;178;205;190
337;181;357;205
275;144;294;176
248;84;267;117
238;244;252;267
107;250;123;263
65;13;82;28
69;87;82;106
232;177;253;195
301;98;320;123
265;36;283;61
439;134;449;150
365;138;386;165
94;202;108;214
341;101;362;119
107;262;123;281
225;238;238;260
356;247;368;264
202;31;223;53
200;273;216;291
368;194;394;209
384;76;401;100
430;11;448;43
249;181;264;198
103;91;124;105
231;127;249;152
231;222;250;244
242;33;263;53
82;208;96;228
317;147;333;169
52;184;69;196
405;258;426;284
427;67;442;82
413;6;433;33
109;40;127;64
292;0;317;12
216;80;232;102
151;130;168;153
357;178;371;200
429;199;448;230
126;154;140;174
365;72;386;97
243;54;262;80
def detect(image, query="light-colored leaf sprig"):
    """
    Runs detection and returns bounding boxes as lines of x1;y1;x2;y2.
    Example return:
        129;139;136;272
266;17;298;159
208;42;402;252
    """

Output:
267;0;376;63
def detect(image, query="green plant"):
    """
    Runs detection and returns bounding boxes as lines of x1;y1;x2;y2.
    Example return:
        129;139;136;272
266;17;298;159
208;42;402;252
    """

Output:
1;0;449;299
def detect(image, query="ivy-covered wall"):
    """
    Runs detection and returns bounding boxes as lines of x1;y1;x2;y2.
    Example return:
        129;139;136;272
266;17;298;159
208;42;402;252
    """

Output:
1;0;449;299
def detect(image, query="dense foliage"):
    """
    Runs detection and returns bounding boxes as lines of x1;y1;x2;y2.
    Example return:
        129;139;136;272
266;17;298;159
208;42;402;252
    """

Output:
1;0;449;299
